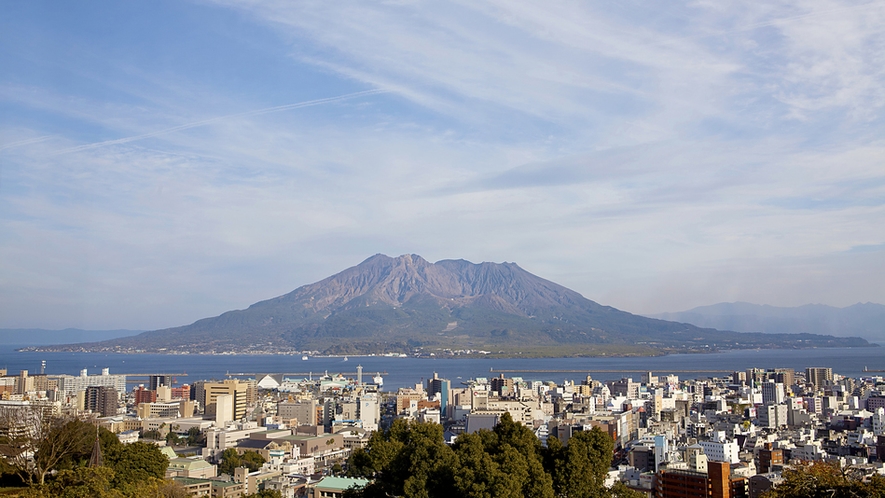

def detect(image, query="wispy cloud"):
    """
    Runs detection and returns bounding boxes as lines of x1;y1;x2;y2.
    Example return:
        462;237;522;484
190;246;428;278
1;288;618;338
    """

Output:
51;89;387;156
1;0;883;328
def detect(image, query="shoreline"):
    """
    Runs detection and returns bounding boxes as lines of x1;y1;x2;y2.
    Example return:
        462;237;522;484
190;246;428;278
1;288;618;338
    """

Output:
13;342;877;359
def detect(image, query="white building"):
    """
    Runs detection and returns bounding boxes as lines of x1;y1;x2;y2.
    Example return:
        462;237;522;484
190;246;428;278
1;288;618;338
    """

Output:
52;368;126;397
873;407;885;435
699;437;740;464
757;404;788;429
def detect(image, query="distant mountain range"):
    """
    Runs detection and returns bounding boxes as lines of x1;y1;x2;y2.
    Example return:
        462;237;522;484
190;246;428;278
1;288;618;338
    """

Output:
0;328;141;346
649;302;885;343
28;255;871;356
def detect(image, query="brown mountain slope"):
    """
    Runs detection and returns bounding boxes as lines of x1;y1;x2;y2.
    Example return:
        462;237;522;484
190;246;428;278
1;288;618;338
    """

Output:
39;254;871;355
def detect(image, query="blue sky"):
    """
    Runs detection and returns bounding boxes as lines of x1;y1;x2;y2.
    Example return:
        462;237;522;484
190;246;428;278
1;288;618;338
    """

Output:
1;1;884;330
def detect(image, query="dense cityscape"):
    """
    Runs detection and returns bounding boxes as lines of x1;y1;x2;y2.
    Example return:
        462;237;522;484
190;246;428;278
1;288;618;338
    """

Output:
4;1;884;497
2;359;885;497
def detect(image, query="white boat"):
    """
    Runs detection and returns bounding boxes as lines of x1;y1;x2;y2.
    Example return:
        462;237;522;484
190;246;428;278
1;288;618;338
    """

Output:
302;355;308;361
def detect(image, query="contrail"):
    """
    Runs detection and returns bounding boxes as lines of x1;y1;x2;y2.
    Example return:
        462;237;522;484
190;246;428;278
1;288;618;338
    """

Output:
0;135;54;152
52;88;388;156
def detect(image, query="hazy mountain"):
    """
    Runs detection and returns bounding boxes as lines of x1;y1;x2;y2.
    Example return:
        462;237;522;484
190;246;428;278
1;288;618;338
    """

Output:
35;255;870;355
0;328;142;346
649;302;885;343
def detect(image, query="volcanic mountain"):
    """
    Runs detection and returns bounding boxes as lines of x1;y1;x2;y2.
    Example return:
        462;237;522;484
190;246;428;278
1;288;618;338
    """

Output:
44;254;870;355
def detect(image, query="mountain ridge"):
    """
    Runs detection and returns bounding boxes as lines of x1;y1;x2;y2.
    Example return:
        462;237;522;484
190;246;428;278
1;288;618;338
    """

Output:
28;255;872;355
648;302;885;343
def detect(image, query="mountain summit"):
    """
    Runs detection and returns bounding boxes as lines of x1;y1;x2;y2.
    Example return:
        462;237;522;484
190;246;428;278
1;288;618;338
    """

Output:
43;254;870;355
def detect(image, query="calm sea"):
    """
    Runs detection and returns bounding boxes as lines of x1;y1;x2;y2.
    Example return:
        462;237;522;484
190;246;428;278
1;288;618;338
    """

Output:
1;346;882;391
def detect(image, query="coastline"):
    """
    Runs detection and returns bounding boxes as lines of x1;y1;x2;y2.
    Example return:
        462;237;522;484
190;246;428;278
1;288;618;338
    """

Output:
14;341;877;359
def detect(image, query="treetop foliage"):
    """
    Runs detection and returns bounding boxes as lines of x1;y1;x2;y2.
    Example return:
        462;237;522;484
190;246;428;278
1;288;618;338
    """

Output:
217;448;266;476
761;461;885;498
344;414;642;498
0;412;174;498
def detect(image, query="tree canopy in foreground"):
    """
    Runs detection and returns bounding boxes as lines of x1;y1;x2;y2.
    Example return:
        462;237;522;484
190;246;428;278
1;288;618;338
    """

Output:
344;414;642;498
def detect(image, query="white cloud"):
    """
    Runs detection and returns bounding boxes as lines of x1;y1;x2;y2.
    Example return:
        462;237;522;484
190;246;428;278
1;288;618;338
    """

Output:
1;0;884;328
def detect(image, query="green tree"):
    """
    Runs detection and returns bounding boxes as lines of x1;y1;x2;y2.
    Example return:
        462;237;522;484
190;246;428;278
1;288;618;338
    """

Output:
244;491;283;498
185;427;205;446
345;415;637;498
608;482;644;498
0;410;95;485
347;419;407;479
346;419;456;498
104;441;168;491
240;451;266;472
142;430;161;441
24;466;124;498
217;448;265;475
449;413;553;498
549;427;613;498
762;461;885;498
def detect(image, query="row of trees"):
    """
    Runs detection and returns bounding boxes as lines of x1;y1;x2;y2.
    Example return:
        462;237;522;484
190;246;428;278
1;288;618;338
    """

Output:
344;413;641;498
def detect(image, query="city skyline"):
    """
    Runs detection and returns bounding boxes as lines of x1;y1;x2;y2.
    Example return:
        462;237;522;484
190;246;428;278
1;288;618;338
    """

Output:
2;2;884;330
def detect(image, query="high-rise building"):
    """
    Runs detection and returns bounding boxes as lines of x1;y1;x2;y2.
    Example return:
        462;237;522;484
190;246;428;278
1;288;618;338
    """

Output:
51;369;126;397
278;399;318;426
358;392;380;432
490;374;514;397
15;370;33;395
148;375;171;391
171;384;190;400
761;381;785;405
85;386;118;417
608;378;640;399
771;368;794;387
656;461;738;498
203;380;248;421
134;386;157;406
805;367;833;388
758;404;788;429
427;373;451;417
757;443;783;473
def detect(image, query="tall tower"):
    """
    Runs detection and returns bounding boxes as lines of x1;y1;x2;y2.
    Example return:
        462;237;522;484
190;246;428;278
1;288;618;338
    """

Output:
357;365;363;386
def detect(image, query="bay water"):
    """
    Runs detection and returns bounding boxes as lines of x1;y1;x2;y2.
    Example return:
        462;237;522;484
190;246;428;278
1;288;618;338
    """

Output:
1;346;882;391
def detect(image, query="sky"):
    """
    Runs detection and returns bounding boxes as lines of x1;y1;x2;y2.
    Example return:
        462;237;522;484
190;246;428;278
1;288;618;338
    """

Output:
1;1;884;331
